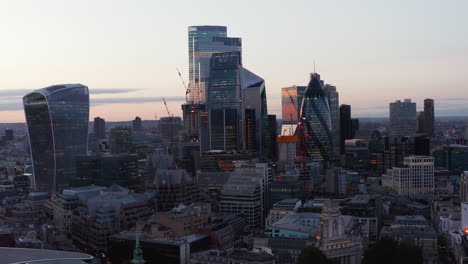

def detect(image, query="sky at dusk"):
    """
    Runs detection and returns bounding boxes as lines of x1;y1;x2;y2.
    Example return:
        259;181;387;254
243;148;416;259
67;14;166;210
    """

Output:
0;0;467;122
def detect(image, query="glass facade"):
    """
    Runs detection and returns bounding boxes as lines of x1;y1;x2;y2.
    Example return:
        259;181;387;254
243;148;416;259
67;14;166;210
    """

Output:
299;73;333;163
206;51;269;158
188;26;241;103
281;86;306;124
389;99;417;135
324;84;340;160
24;84;89;193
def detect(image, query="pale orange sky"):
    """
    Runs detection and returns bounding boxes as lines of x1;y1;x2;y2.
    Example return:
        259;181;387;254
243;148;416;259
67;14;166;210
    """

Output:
1;0;467;122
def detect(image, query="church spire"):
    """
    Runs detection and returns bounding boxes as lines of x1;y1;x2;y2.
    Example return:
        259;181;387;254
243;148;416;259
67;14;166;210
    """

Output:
131;232;145;264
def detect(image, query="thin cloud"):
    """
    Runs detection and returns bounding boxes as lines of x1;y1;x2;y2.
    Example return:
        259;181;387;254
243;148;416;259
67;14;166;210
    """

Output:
0;88;138;97
91;96;185;105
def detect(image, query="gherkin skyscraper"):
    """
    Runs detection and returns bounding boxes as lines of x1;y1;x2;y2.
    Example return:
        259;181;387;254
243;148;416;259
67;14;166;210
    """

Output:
299;73;333;163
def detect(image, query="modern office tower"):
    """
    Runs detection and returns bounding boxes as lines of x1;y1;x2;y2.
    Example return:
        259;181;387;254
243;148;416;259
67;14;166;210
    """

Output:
389;99;417;135
23;84;89;193
344;139;370;176
281;85;306;136
324;84;340;160
433;144;468;173
132;116;142;132
340;105;353;154
368;130;385;177
417;111;424;133
277;135;297;172
382;156;434;198
461;172;468;202
220;164;269;229
351;118;360;136
300;73;332;163
4;129;13;141
93;117;106;139
414;135;430;156
73;153;139;189
181;103;205;142
110;126;133;153
267;115;278;161
187;25;242;103
206;51;269;157
159;116;182;143
383;135;416;171
423;98;435;135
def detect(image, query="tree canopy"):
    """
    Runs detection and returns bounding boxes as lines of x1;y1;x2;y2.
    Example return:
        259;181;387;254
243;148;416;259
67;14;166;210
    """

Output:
297;245;336;264
364;237;423;264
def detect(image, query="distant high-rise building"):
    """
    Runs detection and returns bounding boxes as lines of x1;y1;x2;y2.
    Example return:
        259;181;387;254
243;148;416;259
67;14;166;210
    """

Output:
73;153;139;189
267;115;278;161
433;144;468;173
181;103;205;142
389;99;417;135
110;126;133;153
4;129;13;141
417;111;425;133
351;118;359;137
368;130;385;177
300;73;332;163
423;98;435;135
324;84;340;160
339;105;353;154
132;116;142;132
188;25;241;103
383;135;416;171
382;156;434;198
281;86;306;136
94;117;106;139
160;116;182;143
23;84;89;193
206;51;269;157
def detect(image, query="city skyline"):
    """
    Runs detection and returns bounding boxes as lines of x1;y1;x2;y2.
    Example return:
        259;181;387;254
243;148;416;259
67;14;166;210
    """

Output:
1;0;467;122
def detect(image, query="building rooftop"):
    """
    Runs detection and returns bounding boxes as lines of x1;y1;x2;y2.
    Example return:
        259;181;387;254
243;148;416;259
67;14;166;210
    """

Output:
153;169;192;185
112;231;208;246
348;195;371;205
0;247;93;263
269;213;321;233
275;198;301;206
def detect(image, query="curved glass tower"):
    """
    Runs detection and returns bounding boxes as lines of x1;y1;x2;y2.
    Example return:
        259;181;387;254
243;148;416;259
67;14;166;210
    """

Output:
300;73;332;163
23;84;89;193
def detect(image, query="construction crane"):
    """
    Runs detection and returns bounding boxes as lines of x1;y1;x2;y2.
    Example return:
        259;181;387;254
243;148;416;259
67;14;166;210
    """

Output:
284;90;310;200
176;68;191;102
284;89;296;136
176;68;199;142
162;97;174;143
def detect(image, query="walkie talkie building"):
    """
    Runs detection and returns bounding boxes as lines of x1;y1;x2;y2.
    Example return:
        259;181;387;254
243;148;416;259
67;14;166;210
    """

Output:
23;84;89;193
300;73;333;163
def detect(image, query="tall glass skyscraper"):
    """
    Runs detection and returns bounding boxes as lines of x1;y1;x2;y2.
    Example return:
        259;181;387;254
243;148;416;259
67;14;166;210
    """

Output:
300;73;333;163
281;86;306;136
206;51;269;157
23;84;89;193
188;25;241;103
324;84;340;160
389;99;417;135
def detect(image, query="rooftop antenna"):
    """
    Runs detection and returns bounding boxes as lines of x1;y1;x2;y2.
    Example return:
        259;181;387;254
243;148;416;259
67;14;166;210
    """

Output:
313;60;316;74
